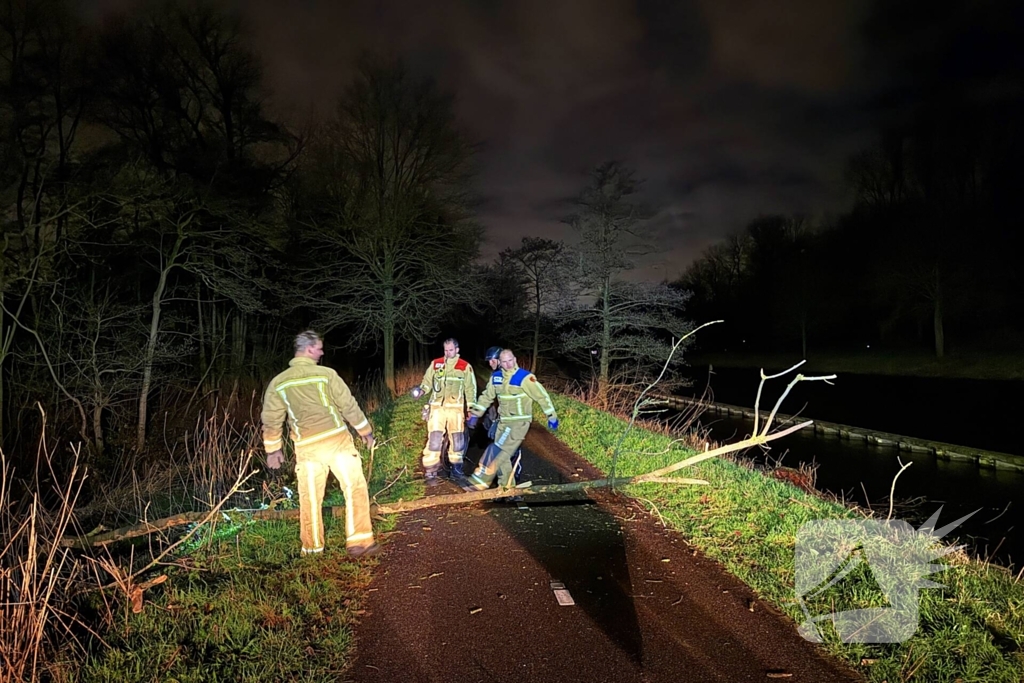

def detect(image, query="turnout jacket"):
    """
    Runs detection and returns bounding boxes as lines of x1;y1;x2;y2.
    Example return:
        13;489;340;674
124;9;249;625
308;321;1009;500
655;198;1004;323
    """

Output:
418;355;477;409
470;364;557;423
261;357;372;453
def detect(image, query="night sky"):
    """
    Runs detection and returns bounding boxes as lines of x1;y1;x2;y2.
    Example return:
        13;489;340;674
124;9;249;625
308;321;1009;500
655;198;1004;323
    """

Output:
87;0;938;279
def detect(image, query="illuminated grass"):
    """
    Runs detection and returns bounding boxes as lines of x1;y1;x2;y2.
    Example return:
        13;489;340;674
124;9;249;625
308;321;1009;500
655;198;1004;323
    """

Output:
551;394;1024;683
80;397;425;682
77;393;1024;681
81;520;369;682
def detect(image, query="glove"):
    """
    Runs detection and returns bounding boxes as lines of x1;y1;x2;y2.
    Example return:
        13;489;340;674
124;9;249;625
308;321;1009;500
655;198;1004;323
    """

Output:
410;387;424;399
421;404;430;422
547;417;559;431
466;414;479;429
266;450;284;470
361;432;375;451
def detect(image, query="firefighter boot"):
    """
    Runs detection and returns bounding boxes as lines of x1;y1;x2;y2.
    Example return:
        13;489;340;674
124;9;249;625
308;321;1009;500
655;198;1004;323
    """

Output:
449;461;468;484
424;464;443;487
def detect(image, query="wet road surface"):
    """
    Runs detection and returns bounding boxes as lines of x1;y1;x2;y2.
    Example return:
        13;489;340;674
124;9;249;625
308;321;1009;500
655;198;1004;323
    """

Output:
350;430;861;682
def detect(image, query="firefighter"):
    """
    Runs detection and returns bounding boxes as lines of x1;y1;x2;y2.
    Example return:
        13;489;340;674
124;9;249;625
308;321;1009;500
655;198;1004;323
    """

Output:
480;346;502;439
261;330;380;558
464;348;558;491
477;346;522;485
484;345;502;372
410;338;477;486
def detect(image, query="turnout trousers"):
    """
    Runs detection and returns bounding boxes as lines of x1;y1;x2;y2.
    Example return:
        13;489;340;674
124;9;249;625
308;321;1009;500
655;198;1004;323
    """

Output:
422;405;467;469
294;433;374;555
465;419;530;490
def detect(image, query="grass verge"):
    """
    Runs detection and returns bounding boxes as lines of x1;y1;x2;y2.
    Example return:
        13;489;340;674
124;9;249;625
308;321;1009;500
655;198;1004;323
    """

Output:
77;398;427;682
551;393;1024;683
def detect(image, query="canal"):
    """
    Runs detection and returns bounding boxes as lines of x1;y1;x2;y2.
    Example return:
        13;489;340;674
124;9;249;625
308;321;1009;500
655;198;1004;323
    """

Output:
678;365;1024;567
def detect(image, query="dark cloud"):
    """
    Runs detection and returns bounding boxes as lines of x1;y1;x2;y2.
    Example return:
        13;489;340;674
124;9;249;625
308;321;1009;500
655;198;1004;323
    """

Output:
671;164;820;196
90;0;964;277
697;0;873;92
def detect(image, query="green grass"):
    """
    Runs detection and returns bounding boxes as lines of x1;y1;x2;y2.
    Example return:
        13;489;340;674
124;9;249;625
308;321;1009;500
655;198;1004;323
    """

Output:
73;394;1024;681
78;397;428;683
551;394;1024;682
81;521;370;682
691;350;1024;381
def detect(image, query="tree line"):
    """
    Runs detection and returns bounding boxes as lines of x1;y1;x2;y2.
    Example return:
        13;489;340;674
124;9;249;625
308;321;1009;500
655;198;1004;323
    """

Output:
0;0;487;467
677;94;1023;360
0;0;693;477
676;0;1023;361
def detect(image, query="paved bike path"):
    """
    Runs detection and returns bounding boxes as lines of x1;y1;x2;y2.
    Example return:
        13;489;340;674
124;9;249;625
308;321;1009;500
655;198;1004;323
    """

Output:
349;431;861;683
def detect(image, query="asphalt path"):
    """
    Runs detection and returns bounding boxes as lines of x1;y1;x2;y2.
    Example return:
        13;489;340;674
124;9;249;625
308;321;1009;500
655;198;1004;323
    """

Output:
349;429;862;683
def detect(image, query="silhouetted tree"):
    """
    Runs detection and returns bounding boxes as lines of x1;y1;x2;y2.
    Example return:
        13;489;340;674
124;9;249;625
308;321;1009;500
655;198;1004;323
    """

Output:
297;58;481;390
95;0;296;200
562;161;691;393
500;237;573;372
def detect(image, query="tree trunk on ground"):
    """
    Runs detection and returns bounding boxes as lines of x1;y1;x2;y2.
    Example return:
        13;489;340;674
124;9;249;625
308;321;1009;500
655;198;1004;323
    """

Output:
62;416;815;549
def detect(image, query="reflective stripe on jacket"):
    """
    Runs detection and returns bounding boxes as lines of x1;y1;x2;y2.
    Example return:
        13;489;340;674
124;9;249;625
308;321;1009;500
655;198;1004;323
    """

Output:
418;356;477;409
469;365;556;422
261;357;371;452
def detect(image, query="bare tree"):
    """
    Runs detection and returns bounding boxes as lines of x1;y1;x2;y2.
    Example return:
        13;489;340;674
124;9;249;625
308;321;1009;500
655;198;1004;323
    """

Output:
500;237;573;372
298;58;480;390
95;0;296;195
850;121;980;358
39;272;150;459
562;161;691;394
69;164;277;452
844;134;907;212
560;281;692;387
0;0;91;445
473;259;530;346
0;0;89;237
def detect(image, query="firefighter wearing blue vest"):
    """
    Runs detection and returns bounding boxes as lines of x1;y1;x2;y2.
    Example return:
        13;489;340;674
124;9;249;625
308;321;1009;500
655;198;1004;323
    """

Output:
478;345;522;484
410;338;477;485
464;348;558;491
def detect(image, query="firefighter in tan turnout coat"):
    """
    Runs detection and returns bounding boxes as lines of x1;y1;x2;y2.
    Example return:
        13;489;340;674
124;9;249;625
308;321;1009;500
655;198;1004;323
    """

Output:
411;338;477;485
261;331;380;558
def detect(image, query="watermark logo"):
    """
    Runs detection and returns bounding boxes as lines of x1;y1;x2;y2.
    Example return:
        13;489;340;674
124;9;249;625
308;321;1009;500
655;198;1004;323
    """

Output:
795;507;977;643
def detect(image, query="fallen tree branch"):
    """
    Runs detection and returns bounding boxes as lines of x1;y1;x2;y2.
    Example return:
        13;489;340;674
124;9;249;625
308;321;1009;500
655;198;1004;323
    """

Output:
61;358;833;546
609;320;722;482
373;476;711;514
61;474;711;544
636;420;813;482
61;503;302;549
62;419;799;543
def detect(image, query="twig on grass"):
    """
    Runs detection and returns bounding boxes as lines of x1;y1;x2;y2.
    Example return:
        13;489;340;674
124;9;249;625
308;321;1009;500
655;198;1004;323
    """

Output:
887;457;913;521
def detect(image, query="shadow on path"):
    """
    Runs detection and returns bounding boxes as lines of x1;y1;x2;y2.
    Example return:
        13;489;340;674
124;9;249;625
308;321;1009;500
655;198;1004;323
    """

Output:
349;428;863;682
473;439;645;665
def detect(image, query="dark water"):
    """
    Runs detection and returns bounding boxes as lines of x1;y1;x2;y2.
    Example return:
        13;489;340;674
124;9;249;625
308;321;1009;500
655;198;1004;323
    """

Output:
687;406;1024;568
684;365;1024;456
